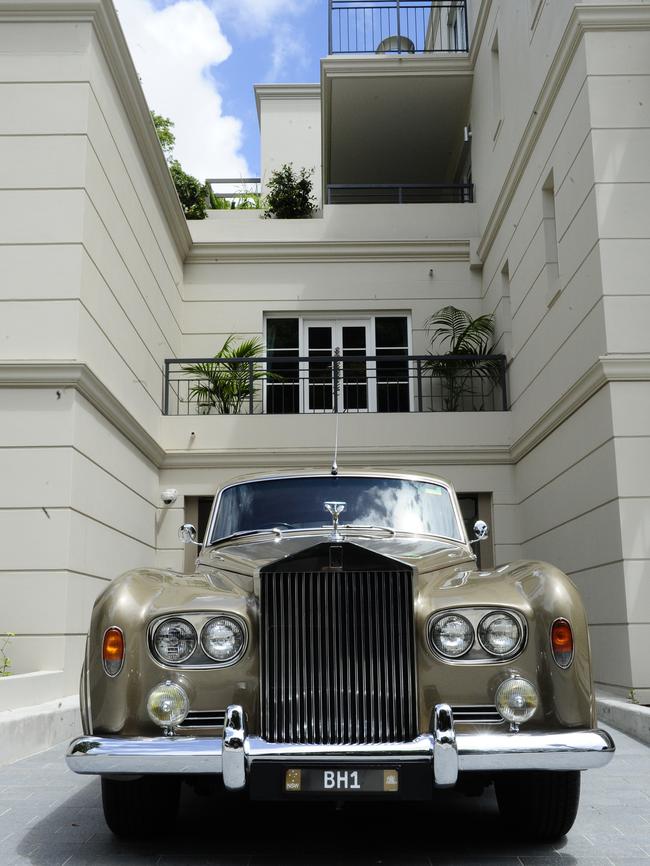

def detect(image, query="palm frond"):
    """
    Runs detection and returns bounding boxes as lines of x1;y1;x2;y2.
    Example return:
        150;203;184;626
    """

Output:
424;306;501;410
181;335;269;414
425;306;495;355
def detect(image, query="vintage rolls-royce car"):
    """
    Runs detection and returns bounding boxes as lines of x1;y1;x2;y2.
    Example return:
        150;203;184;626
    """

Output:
67;470;614;840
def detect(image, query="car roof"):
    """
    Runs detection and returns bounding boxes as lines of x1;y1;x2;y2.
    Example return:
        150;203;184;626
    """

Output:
218;468;454;490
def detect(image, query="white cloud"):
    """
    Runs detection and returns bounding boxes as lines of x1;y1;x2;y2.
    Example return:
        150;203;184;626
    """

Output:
265;22;309;82
211;0;306;34
210;0;317;78
115;0;250;181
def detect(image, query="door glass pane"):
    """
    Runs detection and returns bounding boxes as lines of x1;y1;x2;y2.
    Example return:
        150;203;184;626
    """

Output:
375;317;408;348
341;325;367;411
308;326;333;411
267;318;299;414
375;316;409;412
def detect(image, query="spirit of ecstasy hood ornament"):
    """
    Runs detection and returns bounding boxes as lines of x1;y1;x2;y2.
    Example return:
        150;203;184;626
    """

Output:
324;501;346;542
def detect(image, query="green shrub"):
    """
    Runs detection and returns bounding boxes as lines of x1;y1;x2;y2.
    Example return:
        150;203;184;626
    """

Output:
264;163;316;219
0;633;15;677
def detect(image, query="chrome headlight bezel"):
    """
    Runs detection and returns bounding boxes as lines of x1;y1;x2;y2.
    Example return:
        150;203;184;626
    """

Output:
148;612;249;669
426;607;527;664
477;611;524;658
151;618;197;665
200;615;248;665
428;612;475;659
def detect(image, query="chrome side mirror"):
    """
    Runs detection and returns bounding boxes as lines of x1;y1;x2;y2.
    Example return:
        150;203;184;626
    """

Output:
178;524;200;546
471;520;489;544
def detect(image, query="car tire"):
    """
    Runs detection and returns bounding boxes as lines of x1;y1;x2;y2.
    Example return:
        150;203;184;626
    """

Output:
101;776;181;837
495;770;581;841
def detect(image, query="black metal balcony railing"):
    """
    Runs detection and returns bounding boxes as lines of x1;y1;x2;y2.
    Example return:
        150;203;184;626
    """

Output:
327;183;474;204
163;354;507;416
329;1;469;55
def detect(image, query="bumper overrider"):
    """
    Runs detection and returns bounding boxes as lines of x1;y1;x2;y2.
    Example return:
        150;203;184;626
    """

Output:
66;704;615;790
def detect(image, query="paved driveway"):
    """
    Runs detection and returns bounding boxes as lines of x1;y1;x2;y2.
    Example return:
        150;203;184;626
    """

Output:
0;724;648;866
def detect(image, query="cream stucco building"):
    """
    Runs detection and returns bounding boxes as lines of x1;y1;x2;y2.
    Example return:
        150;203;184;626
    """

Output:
1;0;649;740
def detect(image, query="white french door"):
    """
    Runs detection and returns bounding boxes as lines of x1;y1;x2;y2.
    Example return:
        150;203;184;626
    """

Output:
302;319;375;413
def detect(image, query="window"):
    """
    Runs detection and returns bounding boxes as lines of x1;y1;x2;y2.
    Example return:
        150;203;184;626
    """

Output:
265;315;411;414
266;318;299;414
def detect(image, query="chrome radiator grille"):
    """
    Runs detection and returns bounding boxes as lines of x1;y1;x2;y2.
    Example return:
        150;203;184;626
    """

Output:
260;569;417;744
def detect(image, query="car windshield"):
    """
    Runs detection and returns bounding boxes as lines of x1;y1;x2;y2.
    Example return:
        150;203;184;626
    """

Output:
209;476;463;543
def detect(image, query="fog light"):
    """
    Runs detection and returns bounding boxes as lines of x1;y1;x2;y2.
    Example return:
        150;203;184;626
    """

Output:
495;677;538;729
146;681;189;730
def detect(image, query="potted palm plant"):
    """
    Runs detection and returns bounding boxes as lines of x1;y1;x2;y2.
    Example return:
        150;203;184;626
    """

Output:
425;306;503;411
181;336;267;415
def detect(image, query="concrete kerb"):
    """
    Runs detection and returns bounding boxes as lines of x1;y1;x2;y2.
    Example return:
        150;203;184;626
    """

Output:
596;688;650;746
0;695;80;766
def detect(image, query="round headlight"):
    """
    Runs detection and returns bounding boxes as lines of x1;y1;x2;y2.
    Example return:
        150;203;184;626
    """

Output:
495;677;538;726
430;613;474;658
147;680;189;728
152;619;197;664
478;611;522;657
201;616;246;663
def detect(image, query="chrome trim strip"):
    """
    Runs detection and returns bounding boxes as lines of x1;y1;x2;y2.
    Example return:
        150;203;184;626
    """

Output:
433;704;458;786
245;735;435;762
66;735;223;775
457;729;616;771
222;705;247;790
66;728;615;778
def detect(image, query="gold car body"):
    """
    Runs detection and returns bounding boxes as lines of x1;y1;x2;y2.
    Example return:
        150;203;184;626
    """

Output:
68;470;613;795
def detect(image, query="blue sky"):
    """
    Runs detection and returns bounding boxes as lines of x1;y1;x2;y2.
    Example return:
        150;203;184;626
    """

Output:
115;0;326;180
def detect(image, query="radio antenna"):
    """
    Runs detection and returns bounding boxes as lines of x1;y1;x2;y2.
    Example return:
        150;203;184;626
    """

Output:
331;412;339;476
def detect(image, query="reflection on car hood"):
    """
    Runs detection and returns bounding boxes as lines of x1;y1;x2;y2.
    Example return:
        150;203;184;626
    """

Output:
198;532;474;578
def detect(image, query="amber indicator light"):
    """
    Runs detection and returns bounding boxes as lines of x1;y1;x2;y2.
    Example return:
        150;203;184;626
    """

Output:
102;627;124;675
551;619;573;667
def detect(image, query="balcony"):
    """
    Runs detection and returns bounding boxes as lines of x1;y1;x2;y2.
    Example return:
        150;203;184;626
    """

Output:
329;1;469;55
163;354;507;416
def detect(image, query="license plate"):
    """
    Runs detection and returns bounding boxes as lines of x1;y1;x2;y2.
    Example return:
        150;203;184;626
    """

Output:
285;768;399;793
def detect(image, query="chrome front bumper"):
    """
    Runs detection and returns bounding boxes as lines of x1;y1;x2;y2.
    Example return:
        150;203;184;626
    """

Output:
66;703;615;790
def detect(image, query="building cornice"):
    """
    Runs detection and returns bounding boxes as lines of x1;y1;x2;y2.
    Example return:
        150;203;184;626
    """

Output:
477;4;650;264
161;446;512;470
187;239;470;265
254;84;321;122
511;354;650;462
0;362;165;467
0;0;192;260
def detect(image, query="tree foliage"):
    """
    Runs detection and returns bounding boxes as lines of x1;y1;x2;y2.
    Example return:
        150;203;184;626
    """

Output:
151;112;175;160
169;159;207;220
151;110;206;220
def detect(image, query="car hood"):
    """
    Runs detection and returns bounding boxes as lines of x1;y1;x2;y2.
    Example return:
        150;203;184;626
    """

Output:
197;532;475;583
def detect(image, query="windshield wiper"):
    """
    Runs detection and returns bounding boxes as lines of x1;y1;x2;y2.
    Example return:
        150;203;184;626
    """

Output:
211;528;285;545
340;524;397;537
